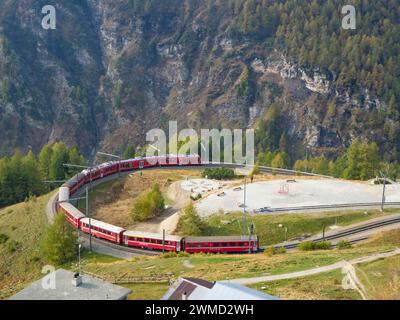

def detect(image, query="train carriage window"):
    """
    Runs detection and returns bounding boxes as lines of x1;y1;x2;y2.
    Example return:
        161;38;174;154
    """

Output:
213;243;218;247
222;242;228;247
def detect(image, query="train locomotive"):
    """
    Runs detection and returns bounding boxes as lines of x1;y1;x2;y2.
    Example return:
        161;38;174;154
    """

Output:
57;155;259;254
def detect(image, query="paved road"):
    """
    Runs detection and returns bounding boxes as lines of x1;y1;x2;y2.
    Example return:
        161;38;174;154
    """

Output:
224;248;400;285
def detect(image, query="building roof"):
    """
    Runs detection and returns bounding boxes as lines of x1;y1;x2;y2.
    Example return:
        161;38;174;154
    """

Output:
9;269;132;300
162;277;278;301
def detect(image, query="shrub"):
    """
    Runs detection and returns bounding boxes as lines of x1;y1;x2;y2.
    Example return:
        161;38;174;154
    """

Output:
0;233;9;244
298;241;331;251
131;184;165;221
315;241;332;250
264;246;275;257
6;240;19;253
202;168;235;180
298;241;315;251
178;251;190;258
337;240;352;250
275;246;287;254
264;246;287;256
161;251;178;258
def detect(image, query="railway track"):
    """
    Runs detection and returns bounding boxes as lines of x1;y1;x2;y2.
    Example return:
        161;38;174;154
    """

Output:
277;215;400;250
46;162;400;257
79;233;161;257
262;202;400;213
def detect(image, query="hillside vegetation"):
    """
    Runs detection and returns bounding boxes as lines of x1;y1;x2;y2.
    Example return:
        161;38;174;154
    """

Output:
0;194;49;298
0;143;85;208
0;1;398;165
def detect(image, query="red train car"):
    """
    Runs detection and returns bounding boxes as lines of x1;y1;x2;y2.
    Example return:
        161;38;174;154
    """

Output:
123;231;182;252
178;155;201;166
58;202;85;229
184;236;259;254
80;218;125;244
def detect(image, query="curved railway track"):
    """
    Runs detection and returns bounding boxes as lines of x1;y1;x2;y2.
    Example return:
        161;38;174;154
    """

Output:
46;162;400;257
276;215;400;250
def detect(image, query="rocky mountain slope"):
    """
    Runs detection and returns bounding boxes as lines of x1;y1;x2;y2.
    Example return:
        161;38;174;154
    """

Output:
0;0;399;161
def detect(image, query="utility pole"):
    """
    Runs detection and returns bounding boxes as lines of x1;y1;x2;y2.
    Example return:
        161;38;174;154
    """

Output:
63;163;93;251
381;173;386;213
322;224;326;242
78;244;81;275
86;186;92;252
243;177;247;236
97;151;122;179
248;223;253;254
162;229;165;254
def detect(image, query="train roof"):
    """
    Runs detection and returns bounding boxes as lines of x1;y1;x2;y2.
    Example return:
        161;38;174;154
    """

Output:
62;172;86;188
120;154;199;162
123;230;182;242
80;218;125;234
185;235;258;243
82;161;118;173
59;202;86;220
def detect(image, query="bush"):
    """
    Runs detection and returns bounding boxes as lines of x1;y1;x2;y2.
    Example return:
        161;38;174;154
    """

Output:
298;241;331;251
178;251;190;257
315;241;332;250
264;246;287;256
298;241;314;251
337;240;352;250
161;251;178;258
6;240;19;253
0;233;9;244
275;246;287;254
202;168;235;180
131;184;165;221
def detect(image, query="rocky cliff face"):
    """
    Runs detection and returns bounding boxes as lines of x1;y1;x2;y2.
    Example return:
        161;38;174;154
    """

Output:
0;1;397;160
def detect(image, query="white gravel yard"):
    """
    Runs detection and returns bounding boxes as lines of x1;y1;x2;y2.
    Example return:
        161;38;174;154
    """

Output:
195;178;400;217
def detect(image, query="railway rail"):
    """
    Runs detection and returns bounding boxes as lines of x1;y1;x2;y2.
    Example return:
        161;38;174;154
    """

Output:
47;161;400;257
276;215;400;250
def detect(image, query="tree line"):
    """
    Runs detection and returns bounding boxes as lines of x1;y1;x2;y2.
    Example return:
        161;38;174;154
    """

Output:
228;0;400;110
0;142;85;208
294;139;400;180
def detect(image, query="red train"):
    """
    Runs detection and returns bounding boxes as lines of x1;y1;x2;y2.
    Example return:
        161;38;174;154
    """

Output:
58;155;259;254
